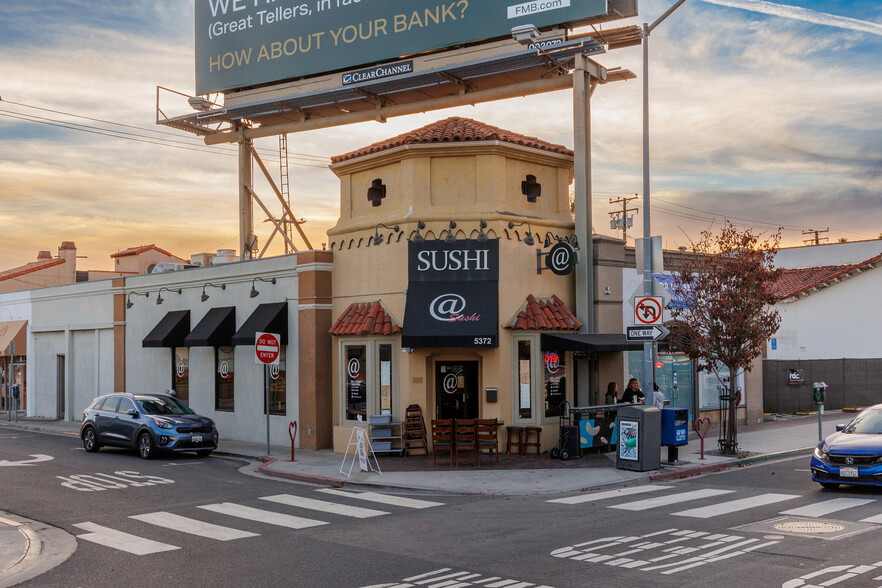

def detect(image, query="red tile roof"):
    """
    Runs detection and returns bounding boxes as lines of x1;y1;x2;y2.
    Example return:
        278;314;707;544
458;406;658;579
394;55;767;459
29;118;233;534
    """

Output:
506;295;583;331
0;258;66;282
111;244;183;260
773;254;880;300
330;301;401;336
331;117;574;163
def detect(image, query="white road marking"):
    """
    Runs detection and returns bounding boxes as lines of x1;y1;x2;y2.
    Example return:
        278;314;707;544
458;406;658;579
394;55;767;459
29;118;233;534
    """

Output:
260;494;389;518
130;511;258;540
316;488;444;509
198;502;328;529
781;498;876;518
858;512;882;524
672;493;800;518
73;522;179;555
548;485;672;504
610;489;734;511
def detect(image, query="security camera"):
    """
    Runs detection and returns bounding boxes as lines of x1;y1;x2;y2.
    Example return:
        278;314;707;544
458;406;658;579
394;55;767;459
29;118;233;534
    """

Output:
511;24;540;45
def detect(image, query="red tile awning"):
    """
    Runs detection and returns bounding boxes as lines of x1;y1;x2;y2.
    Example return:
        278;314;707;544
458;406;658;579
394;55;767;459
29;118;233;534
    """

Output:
330;301;401;336
506;295;582;331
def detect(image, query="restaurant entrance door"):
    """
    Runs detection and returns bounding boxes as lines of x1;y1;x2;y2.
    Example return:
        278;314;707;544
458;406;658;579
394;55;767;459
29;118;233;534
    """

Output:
435;361;478;420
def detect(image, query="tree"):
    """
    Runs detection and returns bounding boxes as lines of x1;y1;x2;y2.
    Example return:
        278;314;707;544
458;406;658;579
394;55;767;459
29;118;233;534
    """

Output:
668;223;782;454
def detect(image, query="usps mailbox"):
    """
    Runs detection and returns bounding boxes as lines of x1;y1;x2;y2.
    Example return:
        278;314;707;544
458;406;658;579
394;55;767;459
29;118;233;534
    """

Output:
660;408;689;463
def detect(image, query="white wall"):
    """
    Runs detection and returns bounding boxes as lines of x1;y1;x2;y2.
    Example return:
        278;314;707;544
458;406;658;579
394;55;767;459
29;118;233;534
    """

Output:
775;240;882;269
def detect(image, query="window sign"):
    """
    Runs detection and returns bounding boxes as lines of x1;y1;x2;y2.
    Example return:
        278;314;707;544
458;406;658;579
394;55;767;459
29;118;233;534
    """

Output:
267;347;286;415
518;341;532;419
346;345;367;421
215;347;234;411
544;351;566;417
173;347;189;404
379;344;392;415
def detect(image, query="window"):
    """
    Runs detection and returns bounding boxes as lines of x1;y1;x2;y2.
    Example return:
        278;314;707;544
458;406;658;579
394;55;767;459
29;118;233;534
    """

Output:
117;398;136;414
341;341;397;423
345;345;367;421
379;344;392;415
215;347;234;411
543;350;566;418
173;347;189;405
267;347;286;415
518;340;532;420
102;396;120;412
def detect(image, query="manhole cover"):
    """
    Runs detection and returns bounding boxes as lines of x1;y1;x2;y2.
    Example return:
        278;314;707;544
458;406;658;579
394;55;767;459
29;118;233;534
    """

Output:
773;521;845;534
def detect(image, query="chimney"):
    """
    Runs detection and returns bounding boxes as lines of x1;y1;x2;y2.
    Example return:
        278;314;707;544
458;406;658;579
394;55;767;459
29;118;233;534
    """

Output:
58;241;77;266
37;250;52;261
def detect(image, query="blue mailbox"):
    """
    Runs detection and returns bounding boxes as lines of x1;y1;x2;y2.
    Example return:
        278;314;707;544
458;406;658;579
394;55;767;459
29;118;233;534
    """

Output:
660;408;688;463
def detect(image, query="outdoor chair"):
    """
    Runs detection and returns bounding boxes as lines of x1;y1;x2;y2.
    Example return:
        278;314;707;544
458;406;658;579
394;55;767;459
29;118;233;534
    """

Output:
431;419;454;466
453;419;478;466
476;419;499;464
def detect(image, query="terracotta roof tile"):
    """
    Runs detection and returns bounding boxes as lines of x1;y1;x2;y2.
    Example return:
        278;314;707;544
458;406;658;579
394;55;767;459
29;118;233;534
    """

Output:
331;117;574;163
0;258;66;282
773;254;880;299
506;295;582;331
330;301;402;336
111;244;183;261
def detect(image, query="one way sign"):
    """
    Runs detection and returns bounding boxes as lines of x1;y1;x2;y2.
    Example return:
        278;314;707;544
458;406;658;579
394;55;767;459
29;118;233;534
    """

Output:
626;325;670;342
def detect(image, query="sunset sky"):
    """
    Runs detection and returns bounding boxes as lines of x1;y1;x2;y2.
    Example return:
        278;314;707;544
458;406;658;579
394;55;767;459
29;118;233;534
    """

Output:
1;0;880;272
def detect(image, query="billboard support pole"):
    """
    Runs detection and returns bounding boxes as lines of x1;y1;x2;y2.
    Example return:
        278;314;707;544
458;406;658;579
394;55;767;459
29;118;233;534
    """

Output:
574;53;598;336
238;130;254;260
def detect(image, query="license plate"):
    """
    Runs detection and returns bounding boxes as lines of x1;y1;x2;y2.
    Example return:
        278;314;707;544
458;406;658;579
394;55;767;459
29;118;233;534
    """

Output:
192;435;203;443
840;467;858;478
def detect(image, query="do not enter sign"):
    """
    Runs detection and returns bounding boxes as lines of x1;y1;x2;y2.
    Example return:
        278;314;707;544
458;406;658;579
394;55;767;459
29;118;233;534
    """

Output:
255;332;281;365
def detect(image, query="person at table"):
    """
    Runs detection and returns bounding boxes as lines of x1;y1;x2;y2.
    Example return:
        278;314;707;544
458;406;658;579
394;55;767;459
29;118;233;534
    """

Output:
621;378;645;404
605;381;620;405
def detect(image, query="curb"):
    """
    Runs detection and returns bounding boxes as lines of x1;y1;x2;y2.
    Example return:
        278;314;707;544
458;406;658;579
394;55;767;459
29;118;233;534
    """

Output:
650;447;813;482
0;512;77;588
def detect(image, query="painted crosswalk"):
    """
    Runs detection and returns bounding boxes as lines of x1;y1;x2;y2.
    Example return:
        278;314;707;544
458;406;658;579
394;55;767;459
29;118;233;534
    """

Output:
609;488;735;511
74;489;447;556
672;493;800;518
781;498;876;518
546;485;672;505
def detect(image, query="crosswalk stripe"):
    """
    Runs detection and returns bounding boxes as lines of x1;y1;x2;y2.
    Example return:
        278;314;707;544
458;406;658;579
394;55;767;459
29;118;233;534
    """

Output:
672;493;800;518
858;513;882;524
130;511;259;541
316;488;444;509
198;502;328;529
610;489;734;511
547;485;672;504
260;494;389;518
781;498;876;518
73;522;179;555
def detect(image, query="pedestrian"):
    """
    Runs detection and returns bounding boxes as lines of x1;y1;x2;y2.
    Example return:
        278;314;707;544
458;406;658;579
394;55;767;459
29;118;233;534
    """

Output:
605;381;619;405
651;383;665;409
621;378;645;404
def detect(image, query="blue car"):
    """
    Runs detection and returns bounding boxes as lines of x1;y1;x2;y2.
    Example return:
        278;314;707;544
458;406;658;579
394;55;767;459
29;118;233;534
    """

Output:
81;392;218;459
811;404;882;489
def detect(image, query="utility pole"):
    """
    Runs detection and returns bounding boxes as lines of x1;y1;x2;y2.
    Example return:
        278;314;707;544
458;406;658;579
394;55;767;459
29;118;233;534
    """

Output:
802;228;829;246
609;195;639;242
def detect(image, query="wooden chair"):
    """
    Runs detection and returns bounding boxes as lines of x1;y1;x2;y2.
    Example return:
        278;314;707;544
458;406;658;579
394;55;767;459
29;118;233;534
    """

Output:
453;419;478;466
431;419;454;466
476;419;499;464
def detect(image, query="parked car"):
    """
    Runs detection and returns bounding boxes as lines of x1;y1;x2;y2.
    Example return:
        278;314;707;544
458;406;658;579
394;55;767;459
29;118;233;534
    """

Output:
81;392;218;459
811;403;882;489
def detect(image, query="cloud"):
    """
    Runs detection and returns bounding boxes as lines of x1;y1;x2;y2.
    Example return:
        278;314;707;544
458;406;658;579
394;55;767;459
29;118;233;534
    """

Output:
697;0;882;37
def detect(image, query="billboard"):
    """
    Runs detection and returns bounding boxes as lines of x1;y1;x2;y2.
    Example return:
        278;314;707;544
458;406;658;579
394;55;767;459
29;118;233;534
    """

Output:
196;0;608;95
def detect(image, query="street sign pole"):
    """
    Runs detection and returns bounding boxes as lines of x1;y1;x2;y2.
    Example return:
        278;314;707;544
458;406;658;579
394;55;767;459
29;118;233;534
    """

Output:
265;364;271;455
255;332;281;455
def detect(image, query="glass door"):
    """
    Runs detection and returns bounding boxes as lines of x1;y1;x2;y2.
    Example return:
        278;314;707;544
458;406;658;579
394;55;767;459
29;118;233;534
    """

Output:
655;353;694;421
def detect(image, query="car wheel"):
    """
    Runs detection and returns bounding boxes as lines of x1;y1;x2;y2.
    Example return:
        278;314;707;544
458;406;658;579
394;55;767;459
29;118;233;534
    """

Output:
138;433;155;459
82;427;101;453
196;449;213;457
820;482;840;490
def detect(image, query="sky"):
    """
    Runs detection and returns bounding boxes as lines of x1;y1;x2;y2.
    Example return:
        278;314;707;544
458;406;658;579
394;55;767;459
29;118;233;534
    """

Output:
1;0;880;271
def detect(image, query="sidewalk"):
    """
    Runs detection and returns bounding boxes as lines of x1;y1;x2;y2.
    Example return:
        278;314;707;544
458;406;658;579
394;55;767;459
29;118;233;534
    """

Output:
0;410;844;496
0;512;76;588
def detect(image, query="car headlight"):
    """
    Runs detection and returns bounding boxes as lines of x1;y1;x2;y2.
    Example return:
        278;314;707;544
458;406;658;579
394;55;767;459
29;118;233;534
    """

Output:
814;446;829;461
153;418;174;430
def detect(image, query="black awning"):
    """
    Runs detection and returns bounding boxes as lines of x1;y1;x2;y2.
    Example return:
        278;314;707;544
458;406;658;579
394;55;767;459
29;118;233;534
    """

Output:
541;332;668;353
184;306;236;347
142;310;190;348
401;281;498;348
231;302;288;346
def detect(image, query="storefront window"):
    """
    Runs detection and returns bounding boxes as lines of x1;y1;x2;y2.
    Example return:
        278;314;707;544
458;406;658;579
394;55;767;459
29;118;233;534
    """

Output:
543;351;566;418
518;340;532;419
215;347;234;411
699;366;745;408
173;347;189;405
346;345;367;421
267;347;286;415
379;344;392;415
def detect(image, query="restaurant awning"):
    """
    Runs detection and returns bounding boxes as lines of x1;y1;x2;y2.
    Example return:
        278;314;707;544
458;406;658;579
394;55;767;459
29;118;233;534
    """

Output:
402;281;498;348
142;310;190;348
541;333;668;353
0;320;27;356
184;307;236;347
231;302;287;346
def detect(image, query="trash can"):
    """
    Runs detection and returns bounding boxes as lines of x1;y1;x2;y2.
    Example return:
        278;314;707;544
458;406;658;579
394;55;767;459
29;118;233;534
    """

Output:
616;405;661;472
660;408;689;463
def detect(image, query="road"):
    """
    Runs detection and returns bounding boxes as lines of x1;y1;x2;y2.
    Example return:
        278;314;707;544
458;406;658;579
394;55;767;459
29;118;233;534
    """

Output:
3;428;882;587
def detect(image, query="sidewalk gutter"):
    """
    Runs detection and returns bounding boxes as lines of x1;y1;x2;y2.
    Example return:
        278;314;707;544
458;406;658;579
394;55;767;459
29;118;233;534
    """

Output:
650;447;814;482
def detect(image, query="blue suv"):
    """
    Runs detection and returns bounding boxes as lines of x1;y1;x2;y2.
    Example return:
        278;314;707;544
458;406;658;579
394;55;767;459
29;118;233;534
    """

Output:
81;393;218;459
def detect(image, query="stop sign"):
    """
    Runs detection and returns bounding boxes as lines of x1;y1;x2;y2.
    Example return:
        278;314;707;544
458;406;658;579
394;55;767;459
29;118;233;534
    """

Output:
254;332;280;365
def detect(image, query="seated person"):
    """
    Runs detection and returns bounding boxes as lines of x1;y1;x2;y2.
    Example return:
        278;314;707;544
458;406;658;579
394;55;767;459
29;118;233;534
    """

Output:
621;378;645;404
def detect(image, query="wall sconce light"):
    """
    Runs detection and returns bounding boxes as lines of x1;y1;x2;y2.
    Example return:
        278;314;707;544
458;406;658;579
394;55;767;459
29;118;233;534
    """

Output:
373;223;399;246
201;282;225;302
250;277;276;298
567;235;579;248
444;221;457;244
477;220;488;242
411;220;426;244
126;291;149;309
521;174;541;203
543;232;562;248
508;221;535;246
156;287;182;305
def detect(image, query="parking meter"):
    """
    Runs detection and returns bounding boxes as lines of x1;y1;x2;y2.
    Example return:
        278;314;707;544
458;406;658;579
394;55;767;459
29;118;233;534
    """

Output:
11;384;19;400
813;381;828;441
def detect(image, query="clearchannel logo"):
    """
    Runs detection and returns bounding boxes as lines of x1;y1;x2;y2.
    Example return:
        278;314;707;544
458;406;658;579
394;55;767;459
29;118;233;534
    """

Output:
342;61;414;86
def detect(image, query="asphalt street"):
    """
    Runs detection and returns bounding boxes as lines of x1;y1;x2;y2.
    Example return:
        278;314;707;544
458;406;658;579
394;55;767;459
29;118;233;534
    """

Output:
4;429;882;587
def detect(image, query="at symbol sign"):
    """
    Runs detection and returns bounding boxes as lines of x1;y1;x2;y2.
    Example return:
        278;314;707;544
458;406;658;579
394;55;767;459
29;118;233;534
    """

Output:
443;373;458;394
430;293;466;322
219;361;230;379
550;247;571;272
270;364;280;380
176;361;186;378
347;358;361;379
545;352;560;374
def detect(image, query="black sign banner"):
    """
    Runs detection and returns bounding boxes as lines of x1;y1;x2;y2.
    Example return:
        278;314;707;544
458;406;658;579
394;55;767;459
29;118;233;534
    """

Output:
403;240;499;348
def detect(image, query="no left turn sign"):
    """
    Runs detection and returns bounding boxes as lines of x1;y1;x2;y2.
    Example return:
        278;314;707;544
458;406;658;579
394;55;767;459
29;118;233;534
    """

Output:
255;332;281;366
634;296;663;325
